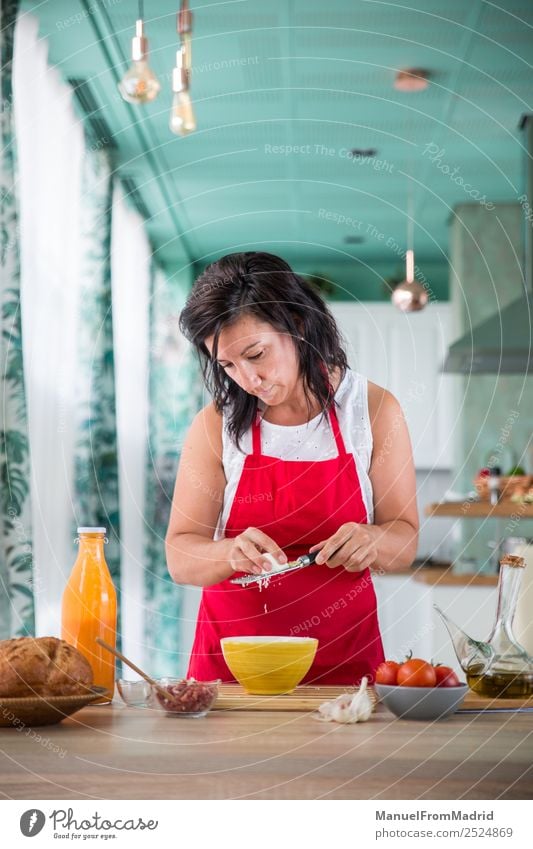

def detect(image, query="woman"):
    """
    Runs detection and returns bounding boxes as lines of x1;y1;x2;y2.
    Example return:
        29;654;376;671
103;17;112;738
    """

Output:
166;252;419;685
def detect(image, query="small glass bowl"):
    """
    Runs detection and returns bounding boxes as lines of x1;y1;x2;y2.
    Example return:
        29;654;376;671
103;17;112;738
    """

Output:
150;677;221;718
117;678;152;708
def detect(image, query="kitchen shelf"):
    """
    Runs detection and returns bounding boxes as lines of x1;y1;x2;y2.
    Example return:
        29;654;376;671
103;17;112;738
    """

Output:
425;501;533;519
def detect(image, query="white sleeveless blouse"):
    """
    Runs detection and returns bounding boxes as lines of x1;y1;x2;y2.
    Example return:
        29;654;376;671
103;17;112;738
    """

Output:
215;369;374;538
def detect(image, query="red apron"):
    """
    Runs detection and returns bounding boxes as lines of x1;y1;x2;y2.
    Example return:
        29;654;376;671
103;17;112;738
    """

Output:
187;404;384;685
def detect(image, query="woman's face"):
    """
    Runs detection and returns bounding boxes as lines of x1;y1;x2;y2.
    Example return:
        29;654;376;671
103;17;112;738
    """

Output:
205;314;301;406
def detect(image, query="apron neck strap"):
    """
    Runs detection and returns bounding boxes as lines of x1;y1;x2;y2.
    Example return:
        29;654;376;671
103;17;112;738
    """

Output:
251;402;348;457
328;403;347;456
252;411;262;455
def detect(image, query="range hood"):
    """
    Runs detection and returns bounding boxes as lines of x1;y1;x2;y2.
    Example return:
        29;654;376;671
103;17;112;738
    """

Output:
442;115;533;374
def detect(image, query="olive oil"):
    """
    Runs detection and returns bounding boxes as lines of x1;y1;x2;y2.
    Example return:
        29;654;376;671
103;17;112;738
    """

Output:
467;668;533;699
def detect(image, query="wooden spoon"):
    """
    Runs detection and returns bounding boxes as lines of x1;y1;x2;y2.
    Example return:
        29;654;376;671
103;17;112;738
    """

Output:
95;637;171;703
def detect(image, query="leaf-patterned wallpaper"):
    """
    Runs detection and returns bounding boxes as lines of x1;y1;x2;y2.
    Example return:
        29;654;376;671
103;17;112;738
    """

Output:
72;139;122;652
0;0;35;639
144;263;202;676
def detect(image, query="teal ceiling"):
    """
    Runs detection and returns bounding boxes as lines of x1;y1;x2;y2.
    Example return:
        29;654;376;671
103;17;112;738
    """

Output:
20;0;533;290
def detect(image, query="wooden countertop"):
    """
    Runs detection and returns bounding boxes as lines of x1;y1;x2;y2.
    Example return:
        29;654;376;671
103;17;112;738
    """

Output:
1;700;531;800
426;500;533;518
374;565;498;587
412;567;498;587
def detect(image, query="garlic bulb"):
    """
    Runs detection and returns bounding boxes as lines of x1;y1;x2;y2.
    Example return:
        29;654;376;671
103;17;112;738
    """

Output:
261;552;289;574
315;677;373;724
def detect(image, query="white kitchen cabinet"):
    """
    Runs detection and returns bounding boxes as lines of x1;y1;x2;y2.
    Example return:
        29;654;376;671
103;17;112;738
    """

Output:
371;574;431;661
330;302;456;469
430;583;497;671
373;573;497;676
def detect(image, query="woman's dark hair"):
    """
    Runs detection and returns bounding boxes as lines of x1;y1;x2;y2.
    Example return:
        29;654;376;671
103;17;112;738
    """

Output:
179;251;348;446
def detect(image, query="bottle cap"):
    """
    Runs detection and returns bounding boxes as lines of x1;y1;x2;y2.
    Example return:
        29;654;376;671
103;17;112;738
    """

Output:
501;554;525;568
77;526;107;534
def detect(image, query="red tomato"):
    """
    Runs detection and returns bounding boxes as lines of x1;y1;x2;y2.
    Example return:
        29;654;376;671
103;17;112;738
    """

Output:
434;665;462;687
397;658;437;687
375;660;400;685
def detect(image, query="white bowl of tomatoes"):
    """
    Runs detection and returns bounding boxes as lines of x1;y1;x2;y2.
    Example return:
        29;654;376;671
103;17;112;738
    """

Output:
374;657;467;720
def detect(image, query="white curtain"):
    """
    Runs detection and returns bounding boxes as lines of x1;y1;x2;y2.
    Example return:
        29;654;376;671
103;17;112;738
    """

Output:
13;14;84;637
13;15;151;656
111;185;151;665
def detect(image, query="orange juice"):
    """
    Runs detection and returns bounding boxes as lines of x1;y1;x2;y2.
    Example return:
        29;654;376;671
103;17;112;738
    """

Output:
61;527;117;704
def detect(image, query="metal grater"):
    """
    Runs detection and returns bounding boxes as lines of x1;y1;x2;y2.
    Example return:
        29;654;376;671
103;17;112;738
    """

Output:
230;551;318;586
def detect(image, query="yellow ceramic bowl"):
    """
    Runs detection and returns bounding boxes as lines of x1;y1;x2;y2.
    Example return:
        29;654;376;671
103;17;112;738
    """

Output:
220;636;319;695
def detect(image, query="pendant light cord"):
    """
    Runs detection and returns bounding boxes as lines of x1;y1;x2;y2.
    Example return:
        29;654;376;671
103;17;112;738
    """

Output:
405;123;415;255
407;183;414;253
139;0;144;20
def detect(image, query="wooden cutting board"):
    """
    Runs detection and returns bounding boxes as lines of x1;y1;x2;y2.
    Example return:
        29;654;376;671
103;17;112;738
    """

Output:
213;684;533;712
213;684;374;711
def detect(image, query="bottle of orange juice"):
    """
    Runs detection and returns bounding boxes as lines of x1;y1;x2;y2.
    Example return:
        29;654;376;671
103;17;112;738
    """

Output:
62;527;117;704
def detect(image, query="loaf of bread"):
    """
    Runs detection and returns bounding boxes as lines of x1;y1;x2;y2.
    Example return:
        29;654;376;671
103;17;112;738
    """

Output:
0;636;93;698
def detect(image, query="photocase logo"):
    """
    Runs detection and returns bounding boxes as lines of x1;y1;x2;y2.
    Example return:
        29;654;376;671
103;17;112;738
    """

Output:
20;809;46;837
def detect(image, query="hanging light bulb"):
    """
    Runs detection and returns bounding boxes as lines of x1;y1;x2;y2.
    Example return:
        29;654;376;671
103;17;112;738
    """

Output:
170;1;196;136
170;47;196;135
118;3;160;105
392;182;429;312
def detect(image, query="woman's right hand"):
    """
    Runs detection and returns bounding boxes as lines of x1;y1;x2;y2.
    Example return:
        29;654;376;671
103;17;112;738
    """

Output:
228;527;287;575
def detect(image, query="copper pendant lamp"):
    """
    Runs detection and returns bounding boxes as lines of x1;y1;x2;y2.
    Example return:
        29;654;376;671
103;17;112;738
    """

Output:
392;185;429;313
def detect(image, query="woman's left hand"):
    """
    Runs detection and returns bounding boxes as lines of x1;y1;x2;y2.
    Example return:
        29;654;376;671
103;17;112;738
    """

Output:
309;523;378;573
